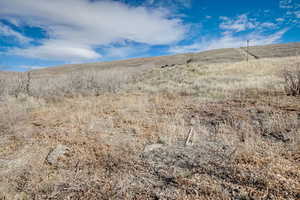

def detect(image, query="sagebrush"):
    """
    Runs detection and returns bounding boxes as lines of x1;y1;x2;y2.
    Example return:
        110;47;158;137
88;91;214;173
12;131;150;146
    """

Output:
283;68;300;96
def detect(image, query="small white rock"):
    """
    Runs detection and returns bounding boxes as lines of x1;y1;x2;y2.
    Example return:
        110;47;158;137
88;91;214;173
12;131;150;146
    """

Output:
46;144;70;165
144;144;164;153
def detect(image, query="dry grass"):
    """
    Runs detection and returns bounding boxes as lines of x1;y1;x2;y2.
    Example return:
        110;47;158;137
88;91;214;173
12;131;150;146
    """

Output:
244;42;300;59
0;91;299;199
126;56;300;101
0;55;300;199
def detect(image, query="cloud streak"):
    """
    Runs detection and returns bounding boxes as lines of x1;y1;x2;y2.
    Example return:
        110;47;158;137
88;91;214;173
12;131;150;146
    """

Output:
0;22;31;43
169;29;287;54
278;0;300;25
10;40;101;61
219;14;277;33
145;0;192;9
219;14;256;32
170;13;287;54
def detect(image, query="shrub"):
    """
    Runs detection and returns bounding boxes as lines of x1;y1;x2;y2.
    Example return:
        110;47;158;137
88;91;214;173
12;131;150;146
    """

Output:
0;73;31;98
283;69;300;96
0;67;138;98
0;78;5;96
28;68;132;98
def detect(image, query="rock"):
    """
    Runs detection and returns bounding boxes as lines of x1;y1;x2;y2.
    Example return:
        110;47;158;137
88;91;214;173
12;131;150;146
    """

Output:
158;135;171;145
144;144;164;153
46;145;70;165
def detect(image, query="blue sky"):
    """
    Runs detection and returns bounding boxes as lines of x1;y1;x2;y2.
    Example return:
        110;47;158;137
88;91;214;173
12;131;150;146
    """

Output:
0;0;299;71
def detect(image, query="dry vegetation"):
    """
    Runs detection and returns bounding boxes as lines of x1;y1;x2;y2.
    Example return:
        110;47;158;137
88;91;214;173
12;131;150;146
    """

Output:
283;64;300;96
127;56;299;100
0;53;299;199
0;66;146;98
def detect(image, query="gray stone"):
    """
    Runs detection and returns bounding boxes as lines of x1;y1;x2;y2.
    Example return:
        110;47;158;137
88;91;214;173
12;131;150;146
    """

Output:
158;135;171;145
46;144;70;165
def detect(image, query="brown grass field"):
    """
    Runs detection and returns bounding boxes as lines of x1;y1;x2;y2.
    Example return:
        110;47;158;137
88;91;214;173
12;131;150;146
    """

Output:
0;43;299;199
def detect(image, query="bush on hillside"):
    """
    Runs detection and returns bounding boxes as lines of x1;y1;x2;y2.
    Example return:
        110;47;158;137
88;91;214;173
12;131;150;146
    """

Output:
0;68;135;98
283;68;300;96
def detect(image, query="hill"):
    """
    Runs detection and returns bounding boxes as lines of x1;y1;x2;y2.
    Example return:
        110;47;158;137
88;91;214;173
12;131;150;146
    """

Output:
0;42;299;199
1;42;300;98
29;42;300;76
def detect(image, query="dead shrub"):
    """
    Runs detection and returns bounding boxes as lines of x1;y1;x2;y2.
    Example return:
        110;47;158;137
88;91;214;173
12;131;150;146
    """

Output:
0;66;143;99
21;68;136;98
283;67;300;96
0;73;31;98
0;78;6;96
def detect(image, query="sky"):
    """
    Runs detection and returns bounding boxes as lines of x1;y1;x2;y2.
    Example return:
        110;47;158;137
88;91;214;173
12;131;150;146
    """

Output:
0;0;299;71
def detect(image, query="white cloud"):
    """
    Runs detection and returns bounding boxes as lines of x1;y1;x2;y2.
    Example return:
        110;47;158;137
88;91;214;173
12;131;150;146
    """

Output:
219;14;278;34
279;0;293;9
219;14;256;32
279;0;300;24
10;40;101;61
0;0;186;61
169;29;288;54
104;45;149;59
0;22;31;43
295;11;300;18
145;0;192;8
172;0;192;8
276;18;285;22
260;22;277;28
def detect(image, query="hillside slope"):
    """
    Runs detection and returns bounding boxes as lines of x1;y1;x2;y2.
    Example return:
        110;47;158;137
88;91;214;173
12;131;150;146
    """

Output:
22;42;300;77
0;43;299;199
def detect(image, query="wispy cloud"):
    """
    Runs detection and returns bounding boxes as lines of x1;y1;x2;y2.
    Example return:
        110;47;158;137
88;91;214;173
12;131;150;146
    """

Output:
169;29;287;54
145;0;192;9
10;40;101;61
219;14;277;33
0;0;186;61
170;13;287;54
103;45;150;59
279;0;293;9
219;14;256;32
278;0;300;24
0;22;31;43
276;18;285;22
